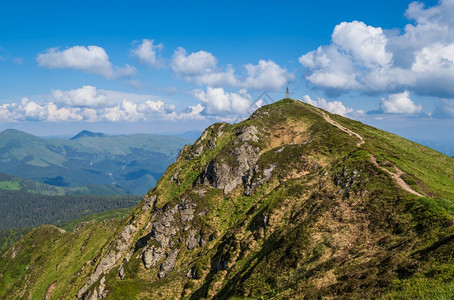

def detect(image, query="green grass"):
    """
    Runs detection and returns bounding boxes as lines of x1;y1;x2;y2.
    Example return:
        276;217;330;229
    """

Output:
0;221;122;299
0;181;20;191
331;114;454;199
59;206;136;232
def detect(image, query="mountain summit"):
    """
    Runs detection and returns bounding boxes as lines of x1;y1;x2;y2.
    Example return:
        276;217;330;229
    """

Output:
1;99;454;299
70;130;105;140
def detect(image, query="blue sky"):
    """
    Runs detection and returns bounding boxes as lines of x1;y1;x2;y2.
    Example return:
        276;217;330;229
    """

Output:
1;0;453;153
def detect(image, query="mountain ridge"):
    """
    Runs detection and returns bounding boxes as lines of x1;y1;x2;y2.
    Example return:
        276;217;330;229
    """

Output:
70;130;105;140
0;129;190;195
1;99;454;299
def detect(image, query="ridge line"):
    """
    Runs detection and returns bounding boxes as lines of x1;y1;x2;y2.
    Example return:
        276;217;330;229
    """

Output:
317;108;423;197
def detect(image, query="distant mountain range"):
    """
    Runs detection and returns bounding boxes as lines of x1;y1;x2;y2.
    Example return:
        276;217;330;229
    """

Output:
0;129;191;195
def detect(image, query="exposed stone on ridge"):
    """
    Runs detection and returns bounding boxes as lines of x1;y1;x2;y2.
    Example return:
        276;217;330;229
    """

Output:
143;245;165;269
158;249;179;279
197;142;261;194
77;224;137;298
186;229;198;250
237;125;259;143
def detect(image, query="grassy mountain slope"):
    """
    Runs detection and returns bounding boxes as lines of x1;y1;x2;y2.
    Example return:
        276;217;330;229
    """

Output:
0;207;136;253
1;99;453;299
0;130;190;195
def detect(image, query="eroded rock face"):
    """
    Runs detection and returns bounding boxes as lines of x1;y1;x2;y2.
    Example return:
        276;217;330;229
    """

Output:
77;224;137;298
186;229;198;250
179;198;196;231
158;249;180;279
198;143;261;194
143;245;165;269
237;125;259;143
243;164;275;196
142;194;157;211
135;196;199;277
170;168;181;186
150;204;179;249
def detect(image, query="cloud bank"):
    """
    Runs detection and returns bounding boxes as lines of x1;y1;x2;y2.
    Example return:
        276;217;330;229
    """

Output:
0;86;205;123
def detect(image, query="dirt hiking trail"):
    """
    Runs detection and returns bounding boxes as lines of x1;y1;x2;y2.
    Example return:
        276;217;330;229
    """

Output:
318;109;424;197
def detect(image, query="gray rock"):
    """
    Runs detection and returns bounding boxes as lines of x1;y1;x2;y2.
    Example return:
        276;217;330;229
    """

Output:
118;265;125;279
186;266;200;279
237;125;259;143
177;144;190;161
150;204;179;249
143;245;165;269
244;164;275;196
193;144;204;157
142;194;157;211
199;234;206;247
208;136;217;149
120;225;136;241
77;223;137;298
178;198;196;230
158;249;180;279
200;129;209;141
171;168;181;186
186;229;198;250
198;143;260;194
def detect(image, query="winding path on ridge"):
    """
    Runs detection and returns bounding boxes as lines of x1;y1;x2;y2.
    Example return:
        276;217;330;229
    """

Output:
318;109;424;197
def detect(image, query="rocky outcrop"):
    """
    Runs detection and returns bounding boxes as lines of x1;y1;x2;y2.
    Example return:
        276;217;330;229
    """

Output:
186;229;199;250
77;224;137;298
334;167;363;198
158;249;179;279
150;204;179;249
198;143;261;194
243;164;275;196
137;197;198;278
141;194;157;211
237;125;259;143
170;168;182;186
179;198;196;231
143;245;165;269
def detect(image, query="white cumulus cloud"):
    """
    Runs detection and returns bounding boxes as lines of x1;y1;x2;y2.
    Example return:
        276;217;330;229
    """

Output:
303;95;364;118
332;21;392;68
193;87;252;115
299;1;454;98
131;39;164;67
171;47;292;90
376;91;422;114
242;60;292;90
171;47;218;76
51;86;109;108
37;45;136;79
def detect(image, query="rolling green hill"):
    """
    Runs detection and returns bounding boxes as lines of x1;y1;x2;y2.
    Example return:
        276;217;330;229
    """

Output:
1;99;454;299
0;130;190;195
0;172;128;196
